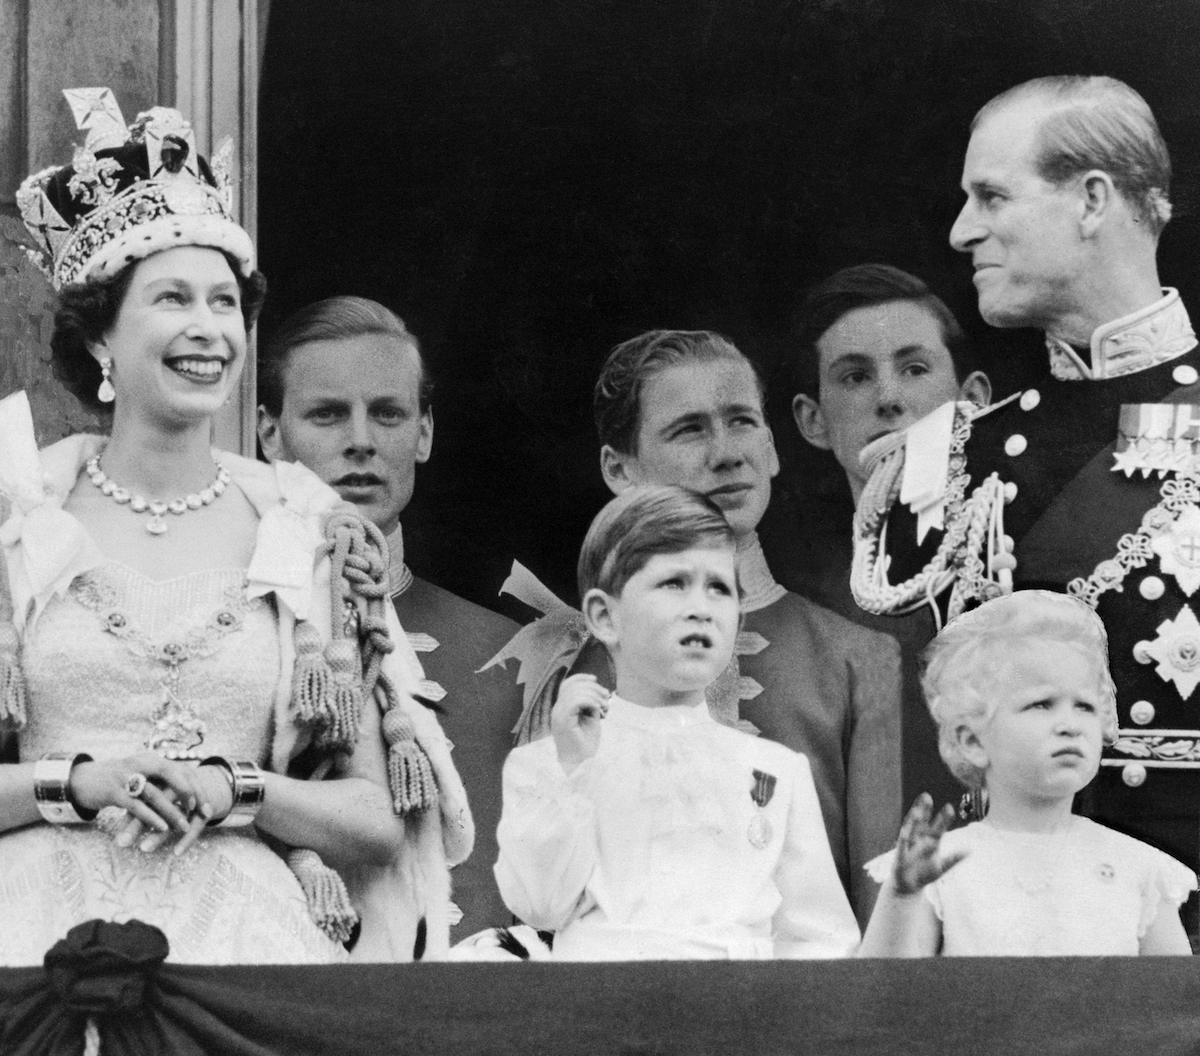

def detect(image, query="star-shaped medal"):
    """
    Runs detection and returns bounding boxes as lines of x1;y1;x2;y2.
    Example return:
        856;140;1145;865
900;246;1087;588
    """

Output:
1136;603;1200;699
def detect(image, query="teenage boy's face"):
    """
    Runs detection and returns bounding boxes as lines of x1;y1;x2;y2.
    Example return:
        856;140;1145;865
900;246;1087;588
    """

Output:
602;358;780;540
600;546;739;704
794;301;985;498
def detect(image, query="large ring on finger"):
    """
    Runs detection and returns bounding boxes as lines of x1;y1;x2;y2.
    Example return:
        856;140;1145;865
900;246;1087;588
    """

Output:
125;772;147;798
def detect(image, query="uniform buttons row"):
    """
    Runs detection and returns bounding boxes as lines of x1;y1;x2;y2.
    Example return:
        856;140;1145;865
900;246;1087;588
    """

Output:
1002;389;1040;464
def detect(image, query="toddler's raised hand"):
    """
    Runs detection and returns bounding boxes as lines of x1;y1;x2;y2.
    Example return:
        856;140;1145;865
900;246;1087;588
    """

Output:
551;673;610;774
892;793;968;895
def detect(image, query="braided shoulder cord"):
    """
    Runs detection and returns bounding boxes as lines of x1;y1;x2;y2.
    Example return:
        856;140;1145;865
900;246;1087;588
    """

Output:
290;506;437;811
851;405;1012;620
285;506;439;943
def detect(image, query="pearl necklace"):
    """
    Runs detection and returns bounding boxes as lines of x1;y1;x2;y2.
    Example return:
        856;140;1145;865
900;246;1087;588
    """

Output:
84;455;230;535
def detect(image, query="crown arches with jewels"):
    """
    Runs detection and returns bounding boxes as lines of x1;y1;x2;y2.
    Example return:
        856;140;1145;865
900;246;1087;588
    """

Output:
15;88;253;291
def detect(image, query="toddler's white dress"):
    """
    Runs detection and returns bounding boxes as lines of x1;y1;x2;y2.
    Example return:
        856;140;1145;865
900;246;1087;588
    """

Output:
867;816;1197;955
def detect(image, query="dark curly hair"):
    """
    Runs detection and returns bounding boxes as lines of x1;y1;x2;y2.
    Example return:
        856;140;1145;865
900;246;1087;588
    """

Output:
50;249;268;412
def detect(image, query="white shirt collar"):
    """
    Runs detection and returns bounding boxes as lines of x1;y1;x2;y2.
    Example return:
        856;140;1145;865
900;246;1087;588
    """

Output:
605;693;713;731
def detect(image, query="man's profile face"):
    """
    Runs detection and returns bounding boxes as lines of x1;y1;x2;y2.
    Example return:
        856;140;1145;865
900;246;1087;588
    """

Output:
794;300;978;497
948;99;1085;331
257;332;432;535
602;356;779;540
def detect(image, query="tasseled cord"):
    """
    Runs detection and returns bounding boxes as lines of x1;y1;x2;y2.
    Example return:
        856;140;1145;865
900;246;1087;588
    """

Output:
379;677;438;813
284;507;437;943
0;518;27;730
287;848;358;944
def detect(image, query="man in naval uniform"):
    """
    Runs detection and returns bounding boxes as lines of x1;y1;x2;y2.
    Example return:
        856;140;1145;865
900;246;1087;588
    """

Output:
851;76;1200;927
498;329;902;925
257;296;523;941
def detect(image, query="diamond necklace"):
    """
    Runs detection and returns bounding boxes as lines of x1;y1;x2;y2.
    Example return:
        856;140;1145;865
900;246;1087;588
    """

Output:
84;455;230;535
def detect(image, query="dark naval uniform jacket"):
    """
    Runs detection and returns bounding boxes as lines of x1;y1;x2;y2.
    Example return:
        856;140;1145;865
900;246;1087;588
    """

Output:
387;529;524;942
860;289;1200;926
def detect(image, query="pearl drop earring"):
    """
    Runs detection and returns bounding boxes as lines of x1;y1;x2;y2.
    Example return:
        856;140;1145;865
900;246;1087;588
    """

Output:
97;357;115;403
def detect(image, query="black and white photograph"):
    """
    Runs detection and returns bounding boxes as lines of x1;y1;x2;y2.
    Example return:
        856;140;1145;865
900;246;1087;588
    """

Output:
1;0;1199;1051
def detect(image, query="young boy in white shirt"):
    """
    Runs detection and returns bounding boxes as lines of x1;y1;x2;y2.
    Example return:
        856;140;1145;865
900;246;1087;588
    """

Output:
494;485;859;959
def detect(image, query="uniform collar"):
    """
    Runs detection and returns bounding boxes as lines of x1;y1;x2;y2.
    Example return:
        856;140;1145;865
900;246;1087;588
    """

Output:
1045;288;1196;381
736;532;787;613
386;523;414;598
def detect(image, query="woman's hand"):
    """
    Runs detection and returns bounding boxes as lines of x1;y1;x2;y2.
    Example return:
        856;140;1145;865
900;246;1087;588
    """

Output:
550;673;610;775
891;793;968;895
69;753;231;854
119;763;236;855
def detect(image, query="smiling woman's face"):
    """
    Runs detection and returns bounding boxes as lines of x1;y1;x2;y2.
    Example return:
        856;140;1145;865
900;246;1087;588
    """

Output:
92;246;246;428
257;332;433;535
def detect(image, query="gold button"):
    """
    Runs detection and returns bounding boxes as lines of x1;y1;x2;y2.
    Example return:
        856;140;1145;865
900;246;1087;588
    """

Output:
1140;576;1165;601
1130;700;1155;725
1004;434;1028;457
1122;763;1147;788
1019;389;1040;411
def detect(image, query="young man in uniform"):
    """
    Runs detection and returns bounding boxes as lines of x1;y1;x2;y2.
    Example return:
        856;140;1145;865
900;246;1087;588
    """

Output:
257;296;524;942
787;264;990;812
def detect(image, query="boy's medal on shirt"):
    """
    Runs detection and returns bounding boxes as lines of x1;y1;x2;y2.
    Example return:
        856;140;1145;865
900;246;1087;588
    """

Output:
748;769;777;849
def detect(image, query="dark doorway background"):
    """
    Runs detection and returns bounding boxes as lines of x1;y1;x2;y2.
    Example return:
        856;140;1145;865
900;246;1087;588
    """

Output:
259;0;1200;616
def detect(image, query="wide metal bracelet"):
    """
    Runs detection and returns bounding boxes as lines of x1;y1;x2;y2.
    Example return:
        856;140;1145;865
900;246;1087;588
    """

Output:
34;752;96;824
200;756;265;827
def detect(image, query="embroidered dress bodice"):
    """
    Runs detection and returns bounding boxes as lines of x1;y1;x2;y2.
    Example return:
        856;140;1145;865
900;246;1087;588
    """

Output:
1;561;346;966
21;563;276;763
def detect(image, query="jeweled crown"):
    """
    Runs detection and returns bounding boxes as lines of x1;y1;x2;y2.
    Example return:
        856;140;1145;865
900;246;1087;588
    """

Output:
16;88;254;290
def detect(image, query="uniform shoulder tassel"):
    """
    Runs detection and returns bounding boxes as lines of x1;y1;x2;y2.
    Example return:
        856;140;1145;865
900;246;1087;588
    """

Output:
381;690;438;814
327;506;440;814
317;638;362;750
287;847;359;944
290;619;331;725
289;509;387;752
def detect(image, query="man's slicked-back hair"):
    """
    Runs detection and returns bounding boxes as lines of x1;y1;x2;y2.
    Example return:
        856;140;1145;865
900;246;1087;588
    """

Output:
578;485;735;600
594;329;765;454
974;75;1172;237
259;295;432;417
790;263;973;400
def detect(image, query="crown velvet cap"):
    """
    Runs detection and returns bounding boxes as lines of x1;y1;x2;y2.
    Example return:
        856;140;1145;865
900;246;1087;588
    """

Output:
16;88;254;290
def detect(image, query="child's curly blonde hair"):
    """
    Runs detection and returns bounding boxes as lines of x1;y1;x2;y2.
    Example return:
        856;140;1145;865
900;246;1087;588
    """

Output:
921;590;1118;788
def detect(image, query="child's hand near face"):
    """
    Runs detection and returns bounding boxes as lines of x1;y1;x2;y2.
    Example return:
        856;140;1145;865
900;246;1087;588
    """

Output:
891;793;968;895
551;674;611;774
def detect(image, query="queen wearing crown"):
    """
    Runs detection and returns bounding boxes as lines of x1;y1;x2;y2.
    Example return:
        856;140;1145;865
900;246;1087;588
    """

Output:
0;89;472;964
